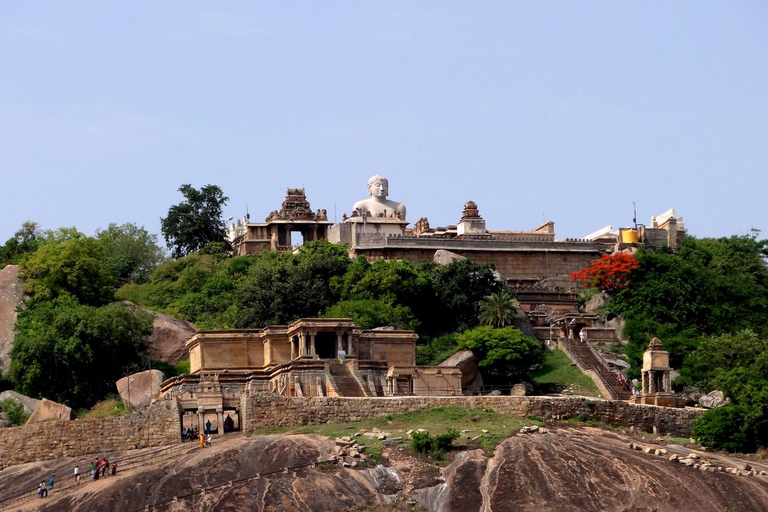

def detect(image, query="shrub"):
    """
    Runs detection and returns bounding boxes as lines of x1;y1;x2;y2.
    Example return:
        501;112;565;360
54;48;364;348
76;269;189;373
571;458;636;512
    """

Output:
0;399;30;426
692;405;757;453
410;429;459;460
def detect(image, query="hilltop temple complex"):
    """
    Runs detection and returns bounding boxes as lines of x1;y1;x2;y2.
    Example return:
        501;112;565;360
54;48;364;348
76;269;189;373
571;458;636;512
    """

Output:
162;176;687;433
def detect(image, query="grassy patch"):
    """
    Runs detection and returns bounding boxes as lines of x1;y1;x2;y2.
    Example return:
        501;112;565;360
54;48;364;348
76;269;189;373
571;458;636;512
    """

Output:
252;406;537;458
532;348;602;397
76;396;129;419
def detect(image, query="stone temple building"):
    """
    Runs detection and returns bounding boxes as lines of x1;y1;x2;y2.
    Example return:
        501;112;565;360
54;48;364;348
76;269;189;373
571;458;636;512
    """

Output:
160;318;461;434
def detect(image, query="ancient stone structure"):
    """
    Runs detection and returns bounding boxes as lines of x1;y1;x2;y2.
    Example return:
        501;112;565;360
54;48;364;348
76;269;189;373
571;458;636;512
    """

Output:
632;337;685;407
160;318;462;434
238;395;703;438
227;188;332;255
0;399;180;469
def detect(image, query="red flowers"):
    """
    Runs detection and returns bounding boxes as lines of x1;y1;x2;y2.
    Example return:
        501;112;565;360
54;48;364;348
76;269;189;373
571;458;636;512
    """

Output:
571;253;639;292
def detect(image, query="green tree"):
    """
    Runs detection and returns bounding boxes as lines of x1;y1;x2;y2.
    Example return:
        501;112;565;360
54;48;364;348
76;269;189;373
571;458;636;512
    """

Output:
160;184;229;258
96;222;165;285
8;302;153;407
235;241;350;327
0;221;43;268
324;299;417;330
19;236;115;306
429;259;502;334
456;326;543;380
478;289;518;328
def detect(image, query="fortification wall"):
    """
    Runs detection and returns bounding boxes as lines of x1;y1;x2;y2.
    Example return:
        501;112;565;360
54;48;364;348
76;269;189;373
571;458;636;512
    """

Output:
242;395;703;438
0;399;180;470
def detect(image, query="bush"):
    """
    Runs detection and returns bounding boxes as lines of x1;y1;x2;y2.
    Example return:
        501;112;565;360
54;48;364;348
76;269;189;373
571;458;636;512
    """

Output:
0;399;30;426
410;429;459;460
692;405;757;453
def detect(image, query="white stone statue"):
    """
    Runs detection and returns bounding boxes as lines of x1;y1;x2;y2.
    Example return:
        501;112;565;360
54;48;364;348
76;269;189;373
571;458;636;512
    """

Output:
352;175;407;221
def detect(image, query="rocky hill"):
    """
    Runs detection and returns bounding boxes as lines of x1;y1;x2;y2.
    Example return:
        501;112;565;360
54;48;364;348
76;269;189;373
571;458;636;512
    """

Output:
1;427;767;512
0;265;24;372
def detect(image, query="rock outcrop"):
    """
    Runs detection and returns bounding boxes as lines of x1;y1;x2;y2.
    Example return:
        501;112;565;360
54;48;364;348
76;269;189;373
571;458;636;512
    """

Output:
116;369;166;409
699;390;730;409
119;301;196;364
25;398;73;424
439;350;483;394
414;427;768;512
0;390;41;414
0;265;24;372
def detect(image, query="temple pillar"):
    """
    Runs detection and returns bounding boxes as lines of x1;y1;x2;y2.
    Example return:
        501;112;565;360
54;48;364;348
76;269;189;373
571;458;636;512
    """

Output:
310;332;316;356
337;332;343;356
216;407;223;435
197;407;205;434
299;333;306;356
290;337;295;360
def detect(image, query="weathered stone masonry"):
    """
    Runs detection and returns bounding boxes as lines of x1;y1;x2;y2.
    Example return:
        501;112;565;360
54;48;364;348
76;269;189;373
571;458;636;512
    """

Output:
0;399;180;470
0;396;702;470
241;395;704;438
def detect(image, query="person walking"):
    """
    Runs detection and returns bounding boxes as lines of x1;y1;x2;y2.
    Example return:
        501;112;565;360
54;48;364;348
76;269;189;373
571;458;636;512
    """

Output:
199;432;205;449
48;475;55;490
206;433;212;447
579;329;586;343
74;465;80;485
205;419;212;435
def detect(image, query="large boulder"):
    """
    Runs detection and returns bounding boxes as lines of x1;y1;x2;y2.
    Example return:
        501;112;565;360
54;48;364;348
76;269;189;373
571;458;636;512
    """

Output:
0;265;25;372
699;390;730;409
584;291;611;313
116;369;166;409
440;350;483;394
0;390;41;414
119;301;196;364
433;250;465;266
25;398;74;424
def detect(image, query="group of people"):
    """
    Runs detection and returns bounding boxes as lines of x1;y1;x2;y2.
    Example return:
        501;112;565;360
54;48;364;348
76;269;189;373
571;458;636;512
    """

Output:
87;458;112;480
37;475;54;499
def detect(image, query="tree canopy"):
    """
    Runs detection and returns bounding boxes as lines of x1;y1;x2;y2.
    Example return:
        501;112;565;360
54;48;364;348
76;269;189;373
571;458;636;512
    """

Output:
8;302;153;408
160;184;229;258
456;326;543;380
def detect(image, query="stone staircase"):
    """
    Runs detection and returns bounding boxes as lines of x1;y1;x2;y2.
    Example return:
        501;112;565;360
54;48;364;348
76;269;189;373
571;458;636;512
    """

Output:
327;361;367;397
561;337;632;400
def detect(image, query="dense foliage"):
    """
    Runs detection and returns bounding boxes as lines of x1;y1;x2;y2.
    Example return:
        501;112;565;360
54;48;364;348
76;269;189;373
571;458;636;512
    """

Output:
9;302;153;408
0;221;43;268
161;184;229;258
456;326;544;380
596;234;768;452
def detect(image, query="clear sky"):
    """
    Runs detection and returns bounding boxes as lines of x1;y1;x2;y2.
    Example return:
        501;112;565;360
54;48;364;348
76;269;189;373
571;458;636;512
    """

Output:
1;2;766;246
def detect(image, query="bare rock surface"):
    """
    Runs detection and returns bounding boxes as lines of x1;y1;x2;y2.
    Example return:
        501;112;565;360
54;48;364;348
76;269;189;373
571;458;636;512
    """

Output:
2;428;768;512
584;291;611;313
0;390;41;415
416;426;768;512
433;250;465;265
699;390;730;409
116;369;166;409
7;435;392;512
0;265;24;372
119;301;196;364
25;399;73;424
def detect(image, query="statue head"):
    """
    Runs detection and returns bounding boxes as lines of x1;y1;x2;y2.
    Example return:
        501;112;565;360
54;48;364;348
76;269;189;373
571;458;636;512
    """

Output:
367;175;389;199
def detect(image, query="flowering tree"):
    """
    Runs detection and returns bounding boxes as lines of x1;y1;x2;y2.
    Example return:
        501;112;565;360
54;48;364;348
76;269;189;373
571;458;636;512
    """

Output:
571;253;639;293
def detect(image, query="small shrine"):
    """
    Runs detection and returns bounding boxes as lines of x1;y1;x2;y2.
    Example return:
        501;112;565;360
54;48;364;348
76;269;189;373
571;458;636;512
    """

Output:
631;337;684;408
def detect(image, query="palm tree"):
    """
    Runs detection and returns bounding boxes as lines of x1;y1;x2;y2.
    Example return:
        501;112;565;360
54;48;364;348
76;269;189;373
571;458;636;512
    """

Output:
478;289;519;328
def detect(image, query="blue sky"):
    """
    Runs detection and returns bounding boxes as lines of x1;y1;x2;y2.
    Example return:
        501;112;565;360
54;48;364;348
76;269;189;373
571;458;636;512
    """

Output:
1;2;766;246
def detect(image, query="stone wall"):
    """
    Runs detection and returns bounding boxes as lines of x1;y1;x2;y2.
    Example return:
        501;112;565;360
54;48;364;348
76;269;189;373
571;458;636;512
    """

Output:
0;399;181;470
242;395;703;438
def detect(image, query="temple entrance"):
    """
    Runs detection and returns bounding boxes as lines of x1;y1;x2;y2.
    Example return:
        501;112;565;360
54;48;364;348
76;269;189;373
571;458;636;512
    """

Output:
315;331;337;359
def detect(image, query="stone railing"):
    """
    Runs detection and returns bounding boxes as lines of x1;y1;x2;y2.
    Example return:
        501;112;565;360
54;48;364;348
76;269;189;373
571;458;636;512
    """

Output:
241;394;703;438
0;399;181;470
